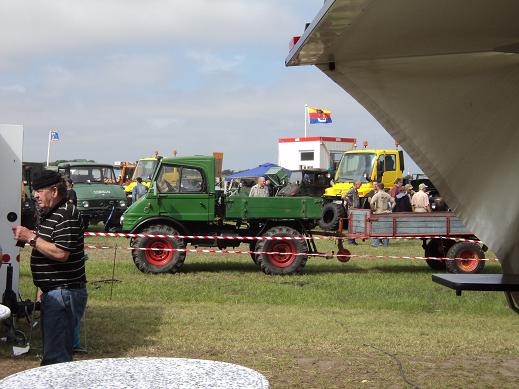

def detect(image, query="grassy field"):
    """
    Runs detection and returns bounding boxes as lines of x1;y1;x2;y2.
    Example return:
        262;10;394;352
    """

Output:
1;234;518;388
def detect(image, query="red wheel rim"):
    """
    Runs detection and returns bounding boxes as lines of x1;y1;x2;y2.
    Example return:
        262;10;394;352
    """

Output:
456;249;480;272
337;247;351;263
145;238;174;266
269;241;298;268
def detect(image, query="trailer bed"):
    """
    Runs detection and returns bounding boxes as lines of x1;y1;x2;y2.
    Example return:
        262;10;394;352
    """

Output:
348;209;475;239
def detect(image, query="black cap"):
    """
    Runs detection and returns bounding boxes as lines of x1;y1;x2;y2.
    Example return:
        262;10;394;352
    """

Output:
32;170;62;190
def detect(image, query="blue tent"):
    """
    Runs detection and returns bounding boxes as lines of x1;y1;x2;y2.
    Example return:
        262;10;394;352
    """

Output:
225;163;287;181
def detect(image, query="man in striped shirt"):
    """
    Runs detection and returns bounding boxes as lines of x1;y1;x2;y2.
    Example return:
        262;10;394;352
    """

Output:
13;170;87;365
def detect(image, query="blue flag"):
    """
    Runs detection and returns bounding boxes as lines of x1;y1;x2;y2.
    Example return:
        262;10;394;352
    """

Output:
49;130;60;142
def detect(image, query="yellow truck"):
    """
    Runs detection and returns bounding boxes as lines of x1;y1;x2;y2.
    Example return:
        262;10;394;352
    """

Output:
320;148;404;229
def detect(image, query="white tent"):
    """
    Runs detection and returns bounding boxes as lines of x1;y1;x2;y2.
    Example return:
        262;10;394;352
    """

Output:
286;0;519;304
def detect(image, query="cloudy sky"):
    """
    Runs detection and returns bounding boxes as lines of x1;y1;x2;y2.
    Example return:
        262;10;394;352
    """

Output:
0;0;420;173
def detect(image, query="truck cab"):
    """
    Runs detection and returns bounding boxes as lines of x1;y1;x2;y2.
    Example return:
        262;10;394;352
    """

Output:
324;149;404;202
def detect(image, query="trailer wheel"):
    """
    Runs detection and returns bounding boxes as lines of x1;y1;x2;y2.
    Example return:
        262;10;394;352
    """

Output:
131;225;186;274
256;226;308;275
445;242;485;274
318;203;345;231
424;239;449;270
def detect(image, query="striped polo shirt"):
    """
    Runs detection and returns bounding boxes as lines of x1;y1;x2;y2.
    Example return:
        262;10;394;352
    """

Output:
30;200;86;290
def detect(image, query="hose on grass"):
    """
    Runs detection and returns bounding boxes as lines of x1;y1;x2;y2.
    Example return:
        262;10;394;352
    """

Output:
363;343;421;389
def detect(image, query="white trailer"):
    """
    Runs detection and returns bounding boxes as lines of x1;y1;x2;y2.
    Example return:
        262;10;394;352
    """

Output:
0;124;23;301
278;136;356;170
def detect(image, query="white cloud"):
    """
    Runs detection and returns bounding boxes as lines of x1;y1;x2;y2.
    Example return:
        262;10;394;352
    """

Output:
0;0;305;66
187;51;244;74
0;1;422;172
0;84;26;94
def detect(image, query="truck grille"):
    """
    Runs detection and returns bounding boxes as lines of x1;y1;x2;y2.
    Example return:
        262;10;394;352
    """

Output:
89;200;117;208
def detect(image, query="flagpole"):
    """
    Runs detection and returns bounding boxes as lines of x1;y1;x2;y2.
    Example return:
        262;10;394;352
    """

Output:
46;130;51;166
304;104;308;138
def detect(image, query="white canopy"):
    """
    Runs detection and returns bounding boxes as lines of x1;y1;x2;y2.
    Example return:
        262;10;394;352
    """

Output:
286;0;519;280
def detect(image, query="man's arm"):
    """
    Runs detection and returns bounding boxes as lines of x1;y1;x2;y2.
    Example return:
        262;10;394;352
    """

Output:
12;226;70;262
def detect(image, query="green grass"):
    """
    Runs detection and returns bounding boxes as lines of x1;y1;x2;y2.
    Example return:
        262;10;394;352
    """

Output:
2;233;518;388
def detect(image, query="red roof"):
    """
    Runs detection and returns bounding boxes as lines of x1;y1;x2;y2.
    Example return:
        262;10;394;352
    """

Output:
278;136;356;143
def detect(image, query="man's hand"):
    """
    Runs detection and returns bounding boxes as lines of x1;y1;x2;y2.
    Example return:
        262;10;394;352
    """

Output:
12;226;37;243
13;226;70;262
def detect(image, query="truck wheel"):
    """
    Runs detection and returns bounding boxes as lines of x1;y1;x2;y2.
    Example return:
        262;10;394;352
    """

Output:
445;242;485;274
131;225;186;274
249;242;259;265
255;226;308;275
424;239;448;270
318;203;345;230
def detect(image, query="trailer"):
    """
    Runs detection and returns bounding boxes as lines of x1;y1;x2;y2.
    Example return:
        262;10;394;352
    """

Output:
0;124;23;302
342;209;485;274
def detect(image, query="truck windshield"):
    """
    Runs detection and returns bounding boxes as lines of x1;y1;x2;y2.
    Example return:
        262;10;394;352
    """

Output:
335;153;376;183
69;166;117;184
132;159;157;181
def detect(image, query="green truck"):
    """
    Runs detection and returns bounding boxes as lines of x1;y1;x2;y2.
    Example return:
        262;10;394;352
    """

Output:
121;155;323;275
58;162;128;229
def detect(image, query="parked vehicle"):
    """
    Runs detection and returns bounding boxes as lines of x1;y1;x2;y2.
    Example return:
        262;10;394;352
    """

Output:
320;148;405;230
121;155;323;275
58;162;127;229
277;168;333;197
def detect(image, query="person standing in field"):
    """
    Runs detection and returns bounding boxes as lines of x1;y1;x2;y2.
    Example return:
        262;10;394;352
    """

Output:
362;180;378;208
343;181;362;245
132;177;148;202
12;171;87;365
369;183;394;247
66;179;77;206
389;178;403;198
412;183;432;212
394;184;413;212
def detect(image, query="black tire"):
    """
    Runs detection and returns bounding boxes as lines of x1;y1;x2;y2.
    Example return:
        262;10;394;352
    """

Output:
424;239;449;271
131;225;186;274
445;242;485;274
318;203;345;231
255;226;308;275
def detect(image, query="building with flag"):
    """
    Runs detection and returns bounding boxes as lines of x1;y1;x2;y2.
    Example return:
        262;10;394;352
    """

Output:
307;107;332;124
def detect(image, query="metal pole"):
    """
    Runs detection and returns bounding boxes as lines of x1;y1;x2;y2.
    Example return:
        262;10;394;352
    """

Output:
46;130;51;166
110;245;117;300
304;104;308;137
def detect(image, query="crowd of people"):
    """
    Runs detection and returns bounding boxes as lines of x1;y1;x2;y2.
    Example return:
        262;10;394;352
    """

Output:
342;178;433;247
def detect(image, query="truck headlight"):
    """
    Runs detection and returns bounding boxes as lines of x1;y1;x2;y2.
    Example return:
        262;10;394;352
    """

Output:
120;215;124;225
119;200;127;208
82;201;89;208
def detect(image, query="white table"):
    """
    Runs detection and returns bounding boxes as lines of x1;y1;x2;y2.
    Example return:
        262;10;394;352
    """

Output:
0;304;11;322
0;357;270;389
